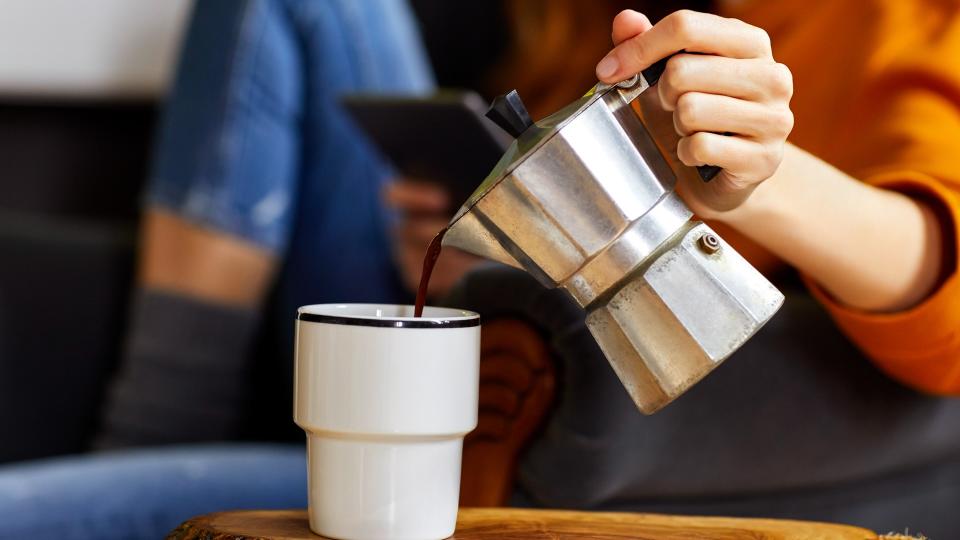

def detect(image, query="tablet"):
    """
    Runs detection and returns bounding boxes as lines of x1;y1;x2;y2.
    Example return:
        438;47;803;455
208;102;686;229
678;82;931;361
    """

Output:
342;90;511;210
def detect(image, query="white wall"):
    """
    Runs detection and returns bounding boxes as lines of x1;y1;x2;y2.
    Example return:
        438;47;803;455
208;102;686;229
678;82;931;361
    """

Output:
0;0;192;98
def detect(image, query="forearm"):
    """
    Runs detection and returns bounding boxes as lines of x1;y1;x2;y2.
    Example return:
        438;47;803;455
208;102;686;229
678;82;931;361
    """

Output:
715;143;944;312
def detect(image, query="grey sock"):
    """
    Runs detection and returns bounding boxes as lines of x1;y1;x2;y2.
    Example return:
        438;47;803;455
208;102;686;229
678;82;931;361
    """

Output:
94;288;260;449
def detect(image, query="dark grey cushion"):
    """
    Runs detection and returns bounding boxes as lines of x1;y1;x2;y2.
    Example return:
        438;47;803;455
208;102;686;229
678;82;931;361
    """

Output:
0;211;134;462
446;264;960;536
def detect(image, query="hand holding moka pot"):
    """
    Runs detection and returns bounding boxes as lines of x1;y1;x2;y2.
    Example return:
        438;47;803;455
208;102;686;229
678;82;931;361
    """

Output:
443;56;784;414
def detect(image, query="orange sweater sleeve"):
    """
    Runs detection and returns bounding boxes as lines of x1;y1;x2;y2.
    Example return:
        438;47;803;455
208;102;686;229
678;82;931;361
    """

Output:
799;13;960;395
807;172;960;395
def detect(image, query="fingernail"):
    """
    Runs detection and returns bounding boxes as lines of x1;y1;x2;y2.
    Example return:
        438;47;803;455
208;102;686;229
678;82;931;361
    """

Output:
596;55;620;79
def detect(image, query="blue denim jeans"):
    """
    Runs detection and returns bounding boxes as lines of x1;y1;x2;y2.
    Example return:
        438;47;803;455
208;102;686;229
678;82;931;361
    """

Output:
150;0;433;318
0;445;305;540
0;0;432;538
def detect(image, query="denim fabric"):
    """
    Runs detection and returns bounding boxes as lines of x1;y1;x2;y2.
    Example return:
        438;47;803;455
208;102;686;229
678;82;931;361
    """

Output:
0;445;305;540
149;0;434;308
0;2;433;538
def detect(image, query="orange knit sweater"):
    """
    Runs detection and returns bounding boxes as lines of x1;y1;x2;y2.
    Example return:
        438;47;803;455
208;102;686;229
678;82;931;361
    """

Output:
718;0;960;394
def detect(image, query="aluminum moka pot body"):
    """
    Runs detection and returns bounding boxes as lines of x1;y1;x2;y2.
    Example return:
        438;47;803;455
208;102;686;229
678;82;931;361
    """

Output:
445;74;784;414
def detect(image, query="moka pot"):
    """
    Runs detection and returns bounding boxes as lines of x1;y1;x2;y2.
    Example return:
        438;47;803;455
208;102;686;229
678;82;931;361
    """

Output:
444;58;784;414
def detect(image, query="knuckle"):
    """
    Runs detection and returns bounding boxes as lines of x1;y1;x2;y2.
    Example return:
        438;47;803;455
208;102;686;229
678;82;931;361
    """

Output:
673;111;690;135
775;109;795;137
675;93;701;128
754;28;773;54
677;136;695;164
658;81;677;112
768;62;794;99
663;55;692;88
734;18;771;55
668;10;698;39
689;132;714;161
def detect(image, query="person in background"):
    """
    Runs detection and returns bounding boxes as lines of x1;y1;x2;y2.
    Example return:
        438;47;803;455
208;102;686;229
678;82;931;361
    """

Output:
90;0;651;449
1;0;959;537
0;0;435;537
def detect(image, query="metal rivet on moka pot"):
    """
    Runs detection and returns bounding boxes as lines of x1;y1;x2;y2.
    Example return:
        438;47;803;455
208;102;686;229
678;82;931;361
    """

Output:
443;56;784;414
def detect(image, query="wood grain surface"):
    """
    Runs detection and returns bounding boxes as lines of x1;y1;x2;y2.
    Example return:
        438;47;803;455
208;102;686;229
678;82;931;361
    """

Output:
167;508;882;540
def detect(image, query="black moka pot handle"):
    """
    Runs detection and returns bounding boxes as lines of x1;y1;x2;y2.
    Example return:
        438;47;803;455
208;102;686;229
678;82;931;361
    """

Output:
640;54;722;182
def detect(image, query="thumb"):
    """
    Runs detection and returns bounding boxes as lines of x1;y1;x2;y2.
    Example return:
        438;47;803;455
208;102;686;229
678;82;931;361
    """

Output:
611;9;653;45
598;10;653;81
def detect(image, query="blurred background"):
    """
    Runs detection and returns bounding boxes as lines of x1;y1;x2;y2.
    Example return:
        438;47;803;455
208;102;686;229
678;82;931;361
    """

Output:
0;0;191;463
0;0;633;464
1;5;957;538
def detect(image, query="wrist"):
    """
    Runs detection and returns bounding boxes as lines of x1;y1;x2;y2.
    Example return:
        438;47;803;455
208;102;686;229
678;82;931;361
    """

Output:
704;146;795;231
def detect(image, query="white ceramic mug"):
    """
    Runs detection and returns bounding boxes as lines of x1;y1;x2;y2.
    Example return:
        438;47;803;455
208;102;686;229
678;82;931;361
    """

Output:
294;304;480;540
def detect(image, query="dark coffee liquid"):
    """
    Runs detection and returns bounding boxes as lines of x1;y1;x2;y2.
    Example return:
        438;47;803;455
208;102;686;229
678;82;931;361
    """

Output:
413;227;448;317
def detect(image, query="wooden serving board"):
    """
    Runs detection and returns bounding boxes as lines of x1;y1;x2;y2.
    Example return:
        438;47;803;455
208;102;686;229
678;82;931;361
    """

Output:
168;508;888;540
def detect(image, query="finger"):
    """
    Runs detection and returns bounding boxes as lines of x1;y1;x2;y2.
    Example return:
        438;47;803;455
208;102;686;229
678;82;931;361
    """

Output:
611;9;653;45
672;92;794;140
597;10;772;82
382;180;449;211
658;55;794;110
478;382;520;416
676;132;783;184
480;354;533;390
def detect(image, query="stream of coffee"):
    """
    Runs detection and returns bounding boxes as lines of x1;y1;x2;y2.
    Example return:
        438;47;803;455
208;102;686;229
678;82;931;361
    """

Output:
413;227;448;317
